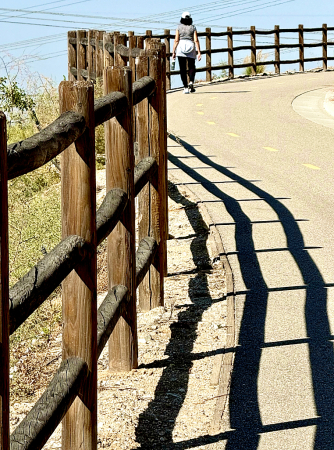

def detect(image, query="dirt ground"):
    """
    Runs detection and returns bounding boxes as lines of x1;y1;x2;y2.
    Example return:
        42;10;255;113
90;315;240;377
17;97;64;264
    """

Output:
10;173;228;449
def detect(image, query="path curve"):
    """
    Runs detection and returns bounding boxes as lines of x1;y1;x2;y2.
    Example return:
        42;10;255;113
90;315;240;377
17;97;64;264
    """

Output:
167;70;334;449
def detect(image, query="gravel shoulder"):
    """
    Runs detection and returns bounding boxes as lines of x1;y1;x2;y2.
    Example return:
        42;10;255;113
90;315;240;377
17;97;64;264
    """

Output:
10;172;228;449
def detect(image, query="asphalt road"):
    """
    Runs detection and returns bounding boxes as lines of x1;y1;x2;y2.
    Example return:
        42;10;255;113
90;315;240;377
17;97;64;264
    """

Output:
167;71;334;449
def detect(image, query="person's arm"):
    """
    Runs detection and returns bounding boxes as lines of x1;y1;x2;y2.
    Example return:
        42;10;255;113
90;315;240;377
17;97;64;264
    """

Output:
194;30;201;61
172;29;180;59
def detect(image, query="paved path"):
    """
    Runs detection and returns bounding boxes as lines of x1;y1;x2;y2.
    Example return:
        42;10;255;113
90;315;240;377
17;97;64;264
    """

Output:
167;71;334;449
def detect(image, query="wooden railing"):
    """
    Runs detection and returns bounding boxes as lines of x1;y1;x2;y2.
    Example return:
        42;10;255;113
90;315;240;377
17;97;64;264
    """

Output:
1;38;167;449
66;25;334;91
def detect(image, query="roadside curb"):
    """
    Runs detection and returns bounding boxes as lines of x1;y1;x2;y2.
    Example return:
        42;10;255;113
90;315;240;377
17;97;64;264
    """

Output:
168;163;236;435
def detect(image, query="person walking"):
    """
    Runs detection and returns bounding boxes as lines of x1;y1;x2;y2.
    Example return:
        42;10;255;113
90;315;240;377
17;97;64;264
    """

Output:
172;11;201;94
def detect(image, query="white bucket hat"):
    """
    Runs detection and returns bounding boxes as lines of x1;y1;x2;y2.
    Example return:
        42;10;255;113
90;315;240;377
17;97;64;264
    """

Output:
181;11;191;19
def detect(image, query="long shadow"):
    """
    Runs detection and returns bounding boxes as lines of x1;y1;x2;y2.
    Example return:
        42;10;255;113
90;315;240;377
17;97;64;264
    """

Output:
165;134;334;449
135;181;224;449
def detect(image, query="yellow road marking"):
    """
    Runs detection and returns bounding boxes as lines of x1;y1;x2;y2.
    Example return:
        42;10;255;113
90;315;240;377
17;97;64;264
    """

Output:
197;111;204;115
227;132;239;137
263;146;279;152
196;103;203;106
207;121;216;125
303;164;321;170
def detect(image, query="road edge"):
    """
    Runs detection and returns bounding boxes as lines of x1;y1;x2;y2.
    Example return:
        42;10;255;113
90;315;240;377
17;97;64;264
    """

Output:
168;171;236;435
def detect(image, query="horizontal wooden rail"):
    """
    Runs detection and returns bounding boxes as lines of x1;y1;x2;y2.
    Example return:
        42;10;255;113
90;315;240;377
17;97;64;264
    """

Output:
97;285;129;358
134;156;158;196
9;235;87;334
10;357;88;450
135;237;158;288
7;111;86;180
8;77;156;180
96;188;128;246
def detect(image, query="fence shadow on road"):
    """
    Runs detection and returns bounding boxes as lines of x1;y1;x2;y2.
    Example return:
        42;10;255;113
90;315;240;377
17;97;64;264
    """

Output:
135;181;225;449
160;133;334;450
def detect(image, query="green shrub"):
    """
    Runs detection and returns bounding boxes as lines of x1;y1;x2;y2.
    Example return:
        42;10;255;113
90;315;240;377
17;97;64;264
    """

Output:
243;50;268;75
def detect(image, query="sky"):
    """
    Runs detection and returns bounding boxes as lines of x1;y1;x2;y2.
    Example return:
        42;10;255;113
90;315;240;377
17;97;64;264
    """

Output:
0;0;333;86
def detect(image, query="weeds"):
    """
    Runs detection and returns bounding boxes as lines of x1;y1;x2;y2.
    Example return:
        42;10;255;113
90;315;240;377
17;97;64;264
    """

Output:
243;50;268;75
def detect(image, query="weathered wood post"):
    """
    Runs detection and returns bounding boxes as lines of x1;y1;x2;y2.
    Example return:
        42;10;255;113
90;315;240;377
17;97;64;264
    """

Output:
206;27;212;82
164;29;171;90
103;32;114;68
97;30;104;78
59;81;97;450
137;47;166;310
137;35;144;50
299;24;304;72
250;26;256;75
128;31;137;82
114;33;127;67
275;25;280;74
104;66;137;371
323;23;327;71
68;30;77;81
88;29;97;81
146;30;153;41
227;27;234;79
0;112;9;450
77;30;87;81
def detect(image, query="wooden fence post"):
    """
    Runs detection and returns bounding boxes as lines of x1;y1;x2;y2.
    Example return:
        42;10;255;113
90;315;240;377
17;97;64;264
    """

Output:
59;81;97;450
68;30;77;81
227;27;234;79
128;31;137;82
88;29;97;81
137;35;144;50
104;66;137;371
136;54;151;309
164;29;171;90
114;33;127;67
146;30;152;41
137;49;165;311
323;23;327;70
77;30;87;81
206;27;212;82
250;26;256;75
0;112;9;450
103;32;114;68
97;30;104;79
275;25;280;74
299;24;304;72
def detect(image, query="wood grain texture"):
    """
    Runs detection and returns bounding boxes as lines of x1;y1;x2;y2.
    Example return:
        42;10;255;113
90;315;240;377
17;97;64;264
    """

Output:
135;237;158;288
274;25;280;74
164;29;171;90
323;24;327;70
227;27;234;79
104;66;137;372
9;235;87;335
96;188;128;245
10;358;88;450
250;26;256;76
0;112;9;450
97;31;104;78
59;81;97;450
87;30;97;81
299;24;304;72
134;156;158;197
136;55;151;311
206;28;212;82
68;31;77;81
103;32;114;68
114;34;127;67
7;111;86;180
77;30;87;81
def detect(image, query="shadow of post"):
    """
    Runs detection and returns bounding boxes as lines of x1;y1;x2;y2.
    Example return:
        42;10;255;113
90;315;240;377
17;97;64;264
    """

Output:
135;181;224;449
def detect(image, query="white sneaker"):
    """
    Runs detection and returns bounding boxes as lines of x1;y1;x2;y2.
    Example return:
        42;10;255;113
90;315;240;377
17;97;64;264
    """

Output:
189;82;195;93
183;88;189;94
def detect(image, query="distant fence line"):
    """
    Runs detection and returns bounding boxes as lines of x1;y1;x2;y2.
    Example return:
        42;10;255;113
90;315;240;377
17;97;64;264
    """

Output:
1;37;167;449
67;24;334;90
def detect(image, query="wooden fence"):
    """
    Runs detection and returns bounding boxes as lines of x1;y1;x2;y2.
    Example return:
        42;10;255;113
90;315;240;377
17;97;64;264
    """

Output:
67;25;334;90
1;34;167;449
